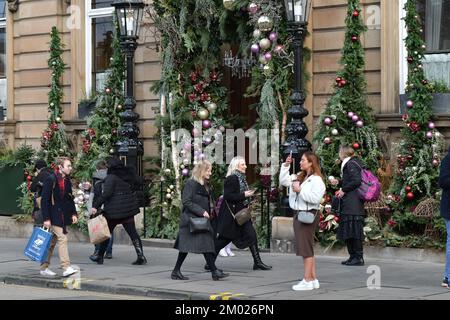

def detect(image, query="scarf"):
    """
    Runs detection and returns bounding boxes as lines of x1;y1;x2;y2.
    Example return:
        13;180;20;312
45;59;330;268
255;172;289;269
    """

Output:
341;157;352;174
233;170;249;206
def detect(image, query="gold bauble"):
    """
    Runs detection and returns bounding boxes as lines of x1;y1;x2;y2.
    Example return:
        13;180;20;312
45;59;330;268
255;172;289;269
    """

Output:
198;108;210;120
223;0;235;10
259;38;271;50
206;102;217;114
257;16;273;32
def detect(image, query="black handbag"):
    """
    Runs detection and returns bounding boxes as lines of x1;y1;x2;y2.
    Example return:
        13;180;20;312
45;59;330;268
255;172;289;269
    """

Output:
189;217;210;234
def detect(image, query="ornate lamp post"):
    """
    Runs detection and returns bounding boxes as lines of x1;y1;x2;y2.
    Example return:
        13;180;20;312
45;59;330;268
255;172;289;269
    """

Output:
280;0;312;216
282;0;312;170
112;0;145;175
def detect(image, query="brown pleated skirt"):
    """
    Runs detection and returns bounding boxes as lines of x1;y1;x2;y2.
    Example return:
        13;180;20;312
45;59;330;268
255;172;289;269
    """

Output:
293;210;320;258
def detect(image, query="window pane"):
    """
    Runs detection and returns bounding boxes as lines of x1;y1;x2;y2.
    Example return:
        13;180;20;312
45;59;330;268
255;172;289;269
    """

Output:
92;17;114;91
0;27;5;77
92;0;114;9
0;1;5;19
417;0;450;52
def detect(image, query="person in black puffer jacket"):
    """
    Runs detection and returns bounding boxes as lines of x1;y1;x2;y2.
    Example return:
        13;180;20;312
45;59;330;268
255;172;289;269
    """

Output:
90;157;147;265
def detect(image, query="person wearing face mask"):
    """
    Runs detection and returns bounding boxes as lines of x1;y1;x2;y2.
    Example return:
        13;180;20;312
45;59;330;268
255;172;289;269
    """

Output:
171;160;229;281
39;157;79;277
212;156;272;271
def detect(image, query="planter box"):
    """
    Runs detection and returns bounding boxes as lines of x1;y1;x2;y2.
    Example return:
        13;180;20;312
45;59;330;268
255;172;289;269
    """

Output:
0;165;24;215
399;93;450;114
78;101;96;119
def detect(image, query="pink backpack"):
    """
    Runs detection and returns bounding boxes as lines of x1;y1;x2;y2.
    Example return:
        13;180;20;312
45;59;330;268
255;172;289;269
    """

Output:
351;161;381;202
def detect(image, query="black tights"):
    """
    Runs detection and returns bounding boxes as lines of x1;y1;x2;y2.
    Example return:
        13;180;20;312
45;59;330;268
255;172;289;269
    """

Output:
174;252;217;272
99;219;140;253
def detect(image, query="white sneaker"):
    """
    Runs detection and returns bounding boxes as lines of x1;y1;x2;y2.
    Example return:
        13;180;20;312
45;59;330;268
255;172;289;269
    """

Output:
313;279;320;289
40;268;56;277
292;279;314;291
219;248;228;257
62;266;78;277
226;249;235;257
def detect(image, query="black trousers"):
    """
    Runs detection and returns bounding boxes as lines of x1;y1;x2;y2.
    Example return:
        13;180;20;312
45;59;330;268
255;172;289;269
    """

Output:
346;238;363;258
98;217;140;253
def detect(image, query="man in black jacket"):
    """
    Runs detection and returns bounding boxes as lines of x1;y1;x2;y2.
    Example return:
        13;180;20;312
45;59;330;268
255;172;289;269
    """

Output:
40;157;79;277
30;159;52;225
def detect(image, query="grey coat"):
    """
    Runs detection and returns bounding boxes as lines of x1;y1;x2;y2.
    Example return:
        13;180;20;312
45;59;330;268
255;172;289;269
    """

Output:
174;179;215;253
340;157;365;216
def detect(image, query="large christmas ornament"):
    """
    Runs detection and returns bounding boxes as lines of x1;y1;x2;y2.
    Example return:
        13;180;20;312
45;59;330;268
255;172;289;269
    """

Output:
223;0;235;10
206;102;217;113
257;16;274;32
407;57;414;64
406;192;414;200
428;122;435;129
264;52;272;61
356;120;364;128
405;186;412;192
202;120;212;129
347;111;354;118
259;38;271;50
406;100;413;108
351;35;358;42
324;137;332;145
352;10;359;17
323;117;332;125
352;142;360;149
251;43;260;54
331;129;339;136
352;115;359;122
105;87;111;94
426;131;433;139
198;108;209;120
269;32;278;42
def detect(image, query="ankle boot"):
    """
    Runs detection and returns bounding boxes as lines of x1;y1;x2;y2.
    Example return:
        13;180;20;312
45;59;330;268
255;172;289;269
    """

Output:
132;239;147;265
342;239;356;265
171;269;189;280
89;248;100;262
91;246;105;265
211;269;229;281
249;244;272;270
346;239;364;266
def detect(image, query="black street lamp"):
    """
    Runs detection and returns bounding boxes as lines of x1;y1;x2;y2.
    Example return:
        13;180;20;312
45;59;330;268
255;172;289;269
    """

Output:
112;0;145;175
282;0;312;170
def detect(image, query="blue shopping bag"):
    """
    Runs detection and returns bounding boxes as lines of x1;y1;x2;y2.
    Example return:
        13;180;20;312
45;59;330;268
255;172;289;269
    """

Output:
24;227;53;263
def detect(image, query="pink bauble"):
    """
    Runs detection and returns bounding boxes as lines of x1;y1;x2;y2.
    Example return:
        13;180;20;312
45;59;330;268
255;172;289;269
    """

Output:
347;112;354;118
406;100;414;108
426;131;433;139
251;44;260;54
182;168;189;176
433;159;440;166
269;32;278;41
323;117;332;125
264;52;272;61
428;122;435;129
324;137;332;145
356;120;364;128
202;120;212;129
352;115;359;122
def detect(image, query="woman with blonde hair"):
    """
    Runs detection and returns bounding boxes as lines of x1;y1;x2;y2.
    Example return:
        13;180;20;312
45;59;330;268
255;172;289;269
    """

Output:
171;160;229;281
212;156;272;271
280;151;326;290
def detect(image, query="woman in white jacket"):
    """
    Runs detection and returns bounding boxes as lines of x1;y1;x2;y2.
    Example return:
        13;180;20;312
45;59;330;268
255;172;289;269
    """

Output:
279;151;326;291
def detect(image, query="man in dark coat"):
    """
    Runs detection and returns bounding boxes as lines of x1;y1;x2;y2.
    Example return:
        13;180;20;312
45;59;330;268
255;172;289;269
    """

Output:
40;157;78;277
30;159;53;225
439;147;450;287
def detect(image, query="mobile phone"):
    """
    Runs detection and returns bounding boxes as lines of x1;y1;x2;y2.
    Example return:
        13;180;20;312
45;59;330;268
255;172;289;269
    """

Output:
289;151;293;158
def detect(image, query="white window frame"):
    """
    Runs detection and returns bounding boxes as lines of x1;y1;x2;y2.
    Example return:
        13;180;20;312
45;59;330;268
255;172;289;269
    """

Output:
85;0;114;97
0;3;7;120
399;0;408;95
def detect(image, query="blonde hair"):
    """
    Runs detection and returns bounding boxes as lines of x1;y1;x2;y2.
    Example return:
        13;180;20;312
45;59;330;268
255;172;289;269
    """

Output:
191;160;212;185
339;146;355;158
226;156;245;177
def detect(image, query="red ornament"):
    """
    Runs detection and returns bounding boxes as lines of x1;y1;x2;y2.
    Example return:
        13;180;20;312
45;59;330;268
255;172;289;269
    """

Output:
27;175;33;181
407;57;414;64
405;186;412;192
351;35;358;42
352;142;360;149
335;77;342;83
406;192;414;200
189;71;198;82
50;123;58;131
352;10;359;17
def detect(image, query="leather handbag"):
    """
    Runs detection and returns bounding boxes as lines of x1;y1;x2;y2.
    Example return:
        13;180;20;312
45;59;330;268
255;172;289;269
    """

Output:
225;201;252;226
189;217;210;234
295;200;317;224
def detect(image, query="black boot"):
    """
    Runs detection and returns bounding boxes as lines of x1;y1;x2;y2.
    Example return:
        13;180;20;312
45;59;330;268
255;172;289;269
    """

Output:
249;244;272;270
89;248;100;262
91;242;107;265
346;239;364;266
211;269;229;281
132;239;147;265
171;269;189;280
341;239;355;265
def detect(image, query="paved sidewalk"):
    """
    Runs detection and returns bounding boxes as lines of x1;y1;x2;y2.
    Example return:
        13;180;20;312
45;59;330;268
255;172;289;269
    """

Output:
1;238;449;300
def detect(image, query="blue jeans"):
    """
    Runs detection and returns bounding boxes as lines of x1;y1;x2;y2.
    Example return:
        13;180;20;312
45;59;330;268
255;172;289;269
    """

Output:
95;233;114;254
445;219;450;279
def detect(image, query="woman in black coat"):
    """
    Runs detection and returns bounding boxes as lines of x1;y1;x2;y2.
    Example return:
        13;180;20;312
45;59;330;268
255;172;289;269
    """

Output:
213;156;272;271
438;147;450;287
172;160;229;281
90;157;146;265
333;146;365;266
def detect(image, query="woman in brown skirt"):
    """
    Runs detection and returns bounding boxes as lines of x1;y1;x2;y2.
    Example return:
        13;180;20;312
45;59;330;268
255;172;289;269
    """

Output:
279;151;326;291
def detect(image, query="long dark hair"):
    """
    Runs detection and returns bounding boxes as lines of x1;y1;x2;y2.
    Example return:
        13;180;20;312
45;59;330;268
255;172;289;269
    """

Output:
106;157;137;185
297;151;324;184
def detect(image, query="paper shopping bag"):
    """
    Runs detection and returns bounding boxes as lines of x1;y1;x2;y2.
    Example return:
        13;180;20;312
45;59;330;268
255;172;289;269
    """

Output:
88;214;111;244
24;227;53;263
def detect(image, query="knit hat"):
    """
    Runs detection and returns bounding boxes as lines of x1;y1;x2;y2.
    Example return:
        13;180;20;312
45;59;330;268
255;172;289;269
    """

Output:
34;159;47;171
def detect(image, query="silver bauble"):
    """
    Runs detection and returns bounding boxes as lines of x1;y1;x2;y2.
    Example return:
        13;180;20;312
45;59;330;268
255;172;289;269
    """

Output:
259;38;271;50
331;129;339;136
257;16;274;32
206;102;217;114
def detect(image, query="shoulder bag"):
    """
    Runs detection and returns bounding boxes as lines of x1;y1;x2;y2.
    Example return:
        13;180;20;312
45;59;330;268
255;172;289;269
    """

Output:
295;195;318;224
225;200;252;226
189;216;210;234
